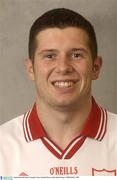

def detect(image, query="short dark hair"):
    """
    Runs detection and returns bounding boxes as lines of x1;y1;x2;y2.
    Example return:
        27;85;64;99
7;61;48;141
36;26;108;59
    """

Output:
28;8;98;62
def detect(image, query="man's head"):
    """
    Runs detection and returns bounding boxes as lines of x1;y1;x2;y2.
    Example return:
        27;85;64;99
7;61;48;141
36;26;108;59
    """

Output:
26;8;102;110
28;8;97;63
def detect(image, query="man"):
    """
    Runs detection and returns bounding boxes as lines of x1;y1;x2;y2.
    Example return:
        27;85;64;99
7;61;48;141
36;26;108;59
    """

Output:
0;8;117;176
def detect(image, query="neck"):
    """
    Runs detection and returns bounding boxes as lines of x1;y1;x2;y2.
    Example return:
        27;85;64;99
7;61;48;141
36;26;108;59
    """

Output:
36;96;92;150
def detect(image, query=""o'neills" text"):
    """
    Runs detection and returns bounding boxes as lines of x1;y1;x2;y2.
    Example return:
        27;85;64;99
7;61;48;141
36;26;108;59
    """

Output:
50;166;78;175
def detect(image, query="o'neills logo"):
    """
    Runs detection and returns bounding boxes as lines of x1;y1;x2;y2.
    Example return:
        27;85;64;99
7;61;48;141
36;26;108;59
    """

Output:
50;166;78;175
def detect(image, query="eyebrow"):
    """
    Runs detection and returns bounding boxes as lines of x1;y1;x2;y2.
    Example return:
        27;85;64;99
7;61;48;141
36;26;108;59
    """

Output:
70;48;88;53
37;49;58;55
38;48;88;55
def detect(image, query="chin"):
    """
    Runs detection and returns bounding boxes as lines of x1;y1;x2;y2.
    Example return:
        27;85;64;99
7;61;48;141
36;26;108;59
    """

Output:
52;99;78;109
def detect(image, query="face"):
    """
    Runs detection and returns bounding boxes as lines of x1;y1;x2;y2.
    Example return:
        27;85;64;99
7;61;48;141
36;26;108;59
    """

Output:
26;27;102;110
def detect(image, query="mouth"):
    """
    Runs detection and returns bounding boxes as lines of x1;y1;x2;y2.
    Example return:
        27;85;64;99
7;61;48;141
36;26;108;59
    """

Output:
51;80;78;88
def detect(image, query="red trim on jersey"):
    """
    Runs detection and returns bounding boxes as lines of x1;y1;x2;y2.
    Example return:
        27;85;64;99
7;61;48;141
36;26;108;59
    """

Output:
23;111;32;142
23;105;46;142
92;168;117;176
100;109;107;140
41;137;62;159
80;98;101;139
63;136;86;159
94;107;107;141
22;97;108;159
41;136;86;159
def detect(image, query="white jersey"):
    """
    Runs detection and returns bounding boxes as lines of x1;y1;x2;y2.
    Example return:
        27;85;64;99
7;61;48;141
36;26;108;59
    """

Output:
0;98;117;176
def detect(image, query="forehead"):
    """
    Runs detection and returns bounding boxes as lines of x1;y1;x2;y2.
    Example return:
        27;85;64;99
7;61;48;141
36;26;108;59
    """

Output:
36;27;90;50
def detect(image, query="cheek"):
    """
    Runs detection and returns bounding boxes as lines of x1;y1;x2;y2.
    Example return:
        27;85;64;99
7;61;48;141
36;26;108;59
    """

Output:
78;62;93;79
78;63;93;92
34;61;52;82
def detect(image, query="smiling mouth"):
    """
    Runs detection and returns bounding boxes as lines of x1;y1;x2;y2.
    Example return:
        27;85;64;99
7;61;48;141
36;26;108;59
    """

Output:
52;80;78;88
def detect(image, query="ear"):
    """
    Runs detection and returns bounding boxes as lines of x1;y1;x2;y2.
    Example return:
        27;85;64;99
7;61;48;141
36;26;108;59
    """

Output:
92;56;102;80
25;59;35;80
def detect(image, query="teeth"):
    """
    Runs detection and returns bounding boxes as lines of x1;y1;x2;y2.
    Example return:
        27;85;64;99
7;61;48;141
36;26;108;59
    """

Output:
54;81;74;88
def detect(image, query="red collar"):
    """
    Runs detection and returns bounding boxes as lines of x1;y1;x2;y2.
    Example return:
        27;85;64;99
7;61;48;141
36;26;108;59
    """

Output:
23;98;107;142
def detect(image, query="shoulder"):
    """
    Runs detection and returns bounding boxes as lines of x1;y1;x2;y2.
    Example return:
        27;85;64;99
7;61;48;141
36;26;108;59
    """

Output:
0;114;24;141
0;114;24;129
0;114;28;175
107;111;117;126
106;110;117;137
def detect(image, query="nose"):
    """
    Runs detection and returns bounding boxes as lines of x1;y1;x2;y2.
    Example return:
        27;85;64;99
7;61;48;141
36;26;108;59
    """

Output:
55;55;73;74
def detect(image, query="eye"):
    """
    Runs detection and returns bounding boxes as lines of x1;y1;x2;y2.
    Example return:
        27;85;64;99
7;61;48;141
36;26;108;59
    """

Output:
43;53;56;60
71;52;82;59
